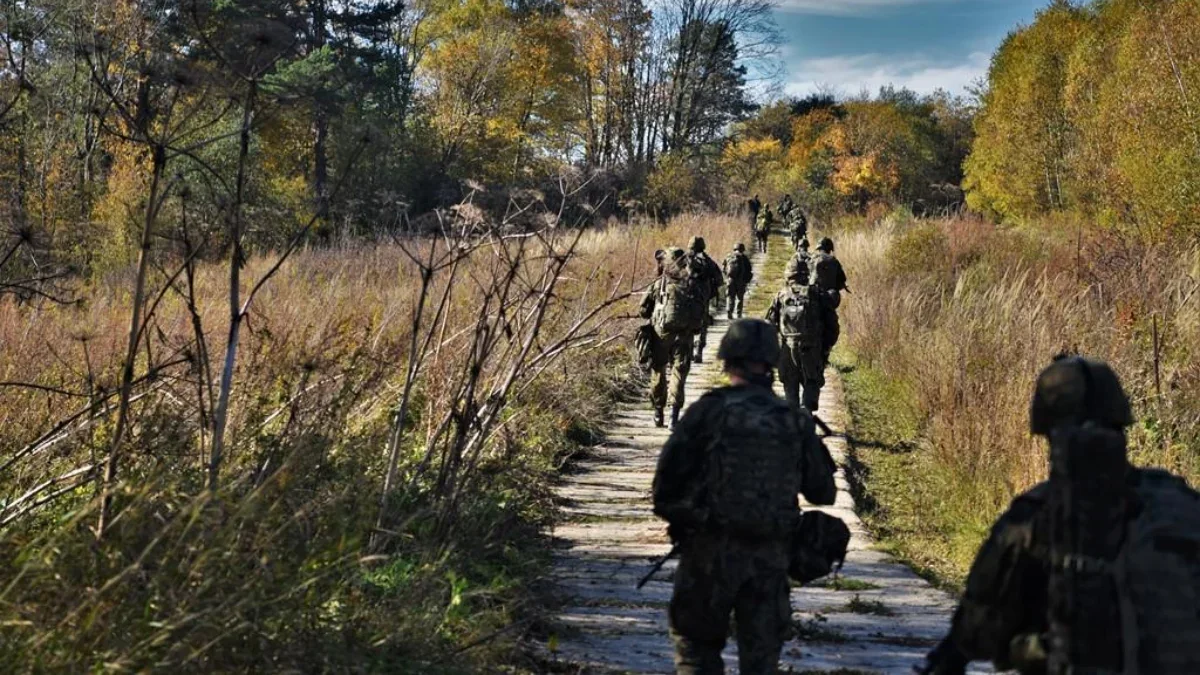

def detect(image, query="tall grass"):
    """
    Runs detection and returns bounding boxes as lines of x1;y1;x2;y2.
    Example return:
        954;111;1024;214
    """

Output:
834;210;1200;585
0;213;744;671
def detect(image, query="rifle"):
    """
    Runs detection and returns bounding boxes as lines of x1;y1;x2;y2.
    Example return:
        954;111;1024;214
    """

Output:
636;543;680;589
812;414;833;436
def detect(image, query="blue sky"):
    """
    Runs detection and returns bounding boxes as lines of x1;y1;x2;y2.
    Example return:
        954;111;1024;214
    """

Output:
774;0;1049;98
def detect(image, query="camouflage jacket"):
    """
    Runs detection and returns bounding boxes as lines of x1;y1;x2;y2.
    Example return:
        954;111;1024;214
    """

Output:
652;384;836;535
639;275;664;320
766;282;838;349
814;252;848;292
688;251;724;302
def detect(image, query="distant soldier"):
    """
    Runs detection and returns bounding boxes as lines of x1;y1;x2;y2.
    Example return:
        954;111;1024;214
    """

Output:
778;193;795;220
789;210;808;249
812;237;847;363
766;259;836;413
748;194;762;231
686;237;724;365
792;237;812;274
723;243;753;319
754;206;774;254
918;356;1200;675
641;248;707;428
653;318;837;675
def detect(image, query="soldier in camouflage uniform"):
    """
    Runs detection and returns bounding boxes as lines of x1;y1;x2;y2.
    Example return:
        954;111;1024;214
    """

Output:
812;237;847;364
788;210;808;250
723;243;753;319
766;258;836;413
918;356;1200;675
653;319;837;675
642;248;699;428
687;237;724;364
754;206;774;254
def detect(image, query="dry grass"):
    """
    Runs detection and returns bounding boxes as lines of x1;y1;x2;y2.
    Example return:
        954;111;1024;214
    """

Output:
0;213;745;671
833;209;1200;586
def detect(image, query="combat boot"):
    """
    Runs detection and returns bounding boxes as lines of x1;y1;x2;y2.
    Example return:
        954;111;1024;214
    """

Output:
653;407;665;428
669;406;681;429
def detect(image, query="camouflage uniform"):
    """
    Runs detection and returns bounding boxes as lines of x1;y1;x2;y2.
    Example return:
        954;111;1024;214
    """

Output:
921;357;1200;675
641;275;694;426
812;239;847;363
766;262;835;413
653;320;837;675
788;212;808;249
754;207;774;254
722;245;752;319
687;238;725;364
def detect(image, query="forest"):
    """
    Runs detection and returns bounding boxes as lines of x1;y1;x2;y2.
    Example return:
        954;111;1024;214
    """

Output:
0;0;1197;671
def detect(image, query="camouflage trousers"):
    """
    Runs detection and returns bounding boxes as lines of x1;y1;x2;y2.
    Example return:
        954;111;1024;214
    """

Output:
669;533;792;675
755;231;769;254
779;338;824;412
694;311;714;360
651;330;694;412
726;284;747;319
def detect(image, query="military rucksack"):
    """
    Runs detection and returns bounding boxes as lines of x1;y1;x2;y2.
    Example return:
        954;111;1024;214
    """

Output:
815;253;847;292
703;388;803;539
1116;469;1200;673
789;510;851;584
652;260;707;334
779;285;822;344
725;253;751;285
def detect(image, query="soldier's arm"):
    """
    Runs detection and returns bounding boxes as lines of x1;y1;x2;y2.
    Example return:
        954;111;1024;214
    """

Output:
652;394;722;530
639;280;658;319
765;294;781;326
938;490;1048;668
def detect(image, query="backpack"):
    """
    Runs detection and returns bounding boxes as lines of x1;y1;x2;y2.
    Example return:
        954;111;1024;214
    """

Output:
815;253;847;292
725;253;751;285
789;511;851;584
652;262;706;334
755;211;771;233
703;388;804;540
779;285;822;344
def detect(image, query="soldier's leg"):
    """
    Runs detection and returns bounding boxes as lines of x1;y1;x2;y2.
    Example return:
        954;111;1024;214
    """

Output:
694;315;708;362
670;537;733;675
726;289;735;319
669;333;694;424
778;342;803;412
734;567;791;675
650;333;673;421
800;345;826;412
734;288;745;318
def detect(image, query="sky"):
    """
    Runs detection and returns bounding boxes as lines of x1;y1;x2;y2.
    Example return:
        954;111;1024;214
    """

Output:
773;0;1049;99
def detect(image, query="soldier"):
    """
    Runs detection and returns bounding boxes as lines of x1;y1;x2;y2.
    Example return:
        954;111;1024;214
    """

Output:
687;237;724;364
754;206;774;254
917;356;1200;675
766;258;836;413
778;193;795;220
789;210;808;250
748;194;762;231
722;243;753;319
792;237;812;273
641;248;706;428
812;237;847;364
653;318;837;675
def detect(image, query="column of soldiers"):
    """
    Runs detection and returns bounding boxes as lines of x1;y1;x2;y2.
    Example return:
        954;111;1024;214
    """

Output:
636;218;1200;675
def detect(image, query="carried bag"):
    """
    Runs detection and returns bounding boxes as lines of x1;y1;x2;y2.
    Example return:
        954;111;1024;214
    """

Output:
789;510;851;584
634;323;657;367
779;287;821;344
653;263;707;334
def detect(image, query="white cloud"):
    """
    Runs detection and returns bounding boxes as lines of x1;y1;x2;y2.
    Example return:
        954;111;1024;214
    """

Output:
775;0;946;17
784;51;989;97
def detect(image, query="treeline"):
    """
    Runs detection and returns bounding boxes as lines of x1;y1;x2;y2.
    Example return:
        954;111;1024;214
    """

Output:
966;0;1200;240
720;89;974;217
0;0;774;275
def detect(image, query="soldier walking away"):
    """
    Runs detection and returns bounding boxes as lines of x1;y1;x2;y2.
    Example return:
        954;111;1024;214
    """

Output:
686;237;724;365
812;237;847;363
723;243;753;319
653;319;837;675
754;206;774;254
792;237;812;275
766;258;836;413
747;194;762;232
917;356;1200;675
789;210;808;250
778;193;795;220
641;248;707;428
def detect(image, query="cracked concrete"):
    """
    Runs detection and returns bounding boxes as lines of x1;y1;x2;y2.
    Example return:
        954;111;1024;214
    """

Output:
537;245;990;674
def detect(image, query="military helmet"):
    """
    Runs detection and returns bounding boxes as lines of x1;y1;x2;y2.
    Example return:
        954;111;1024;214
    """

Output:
734;243;745;252
818;237;834;252
1029;356;1133;435
785;256;810;282
718;318;781;366
799;238;810;250
689;236;707;253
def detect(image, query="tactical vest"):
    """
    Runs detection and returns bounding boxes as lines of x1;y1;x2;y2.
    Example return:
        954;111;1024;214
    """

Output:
704;388;802;540
779;285;822;345
815;253;846;292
